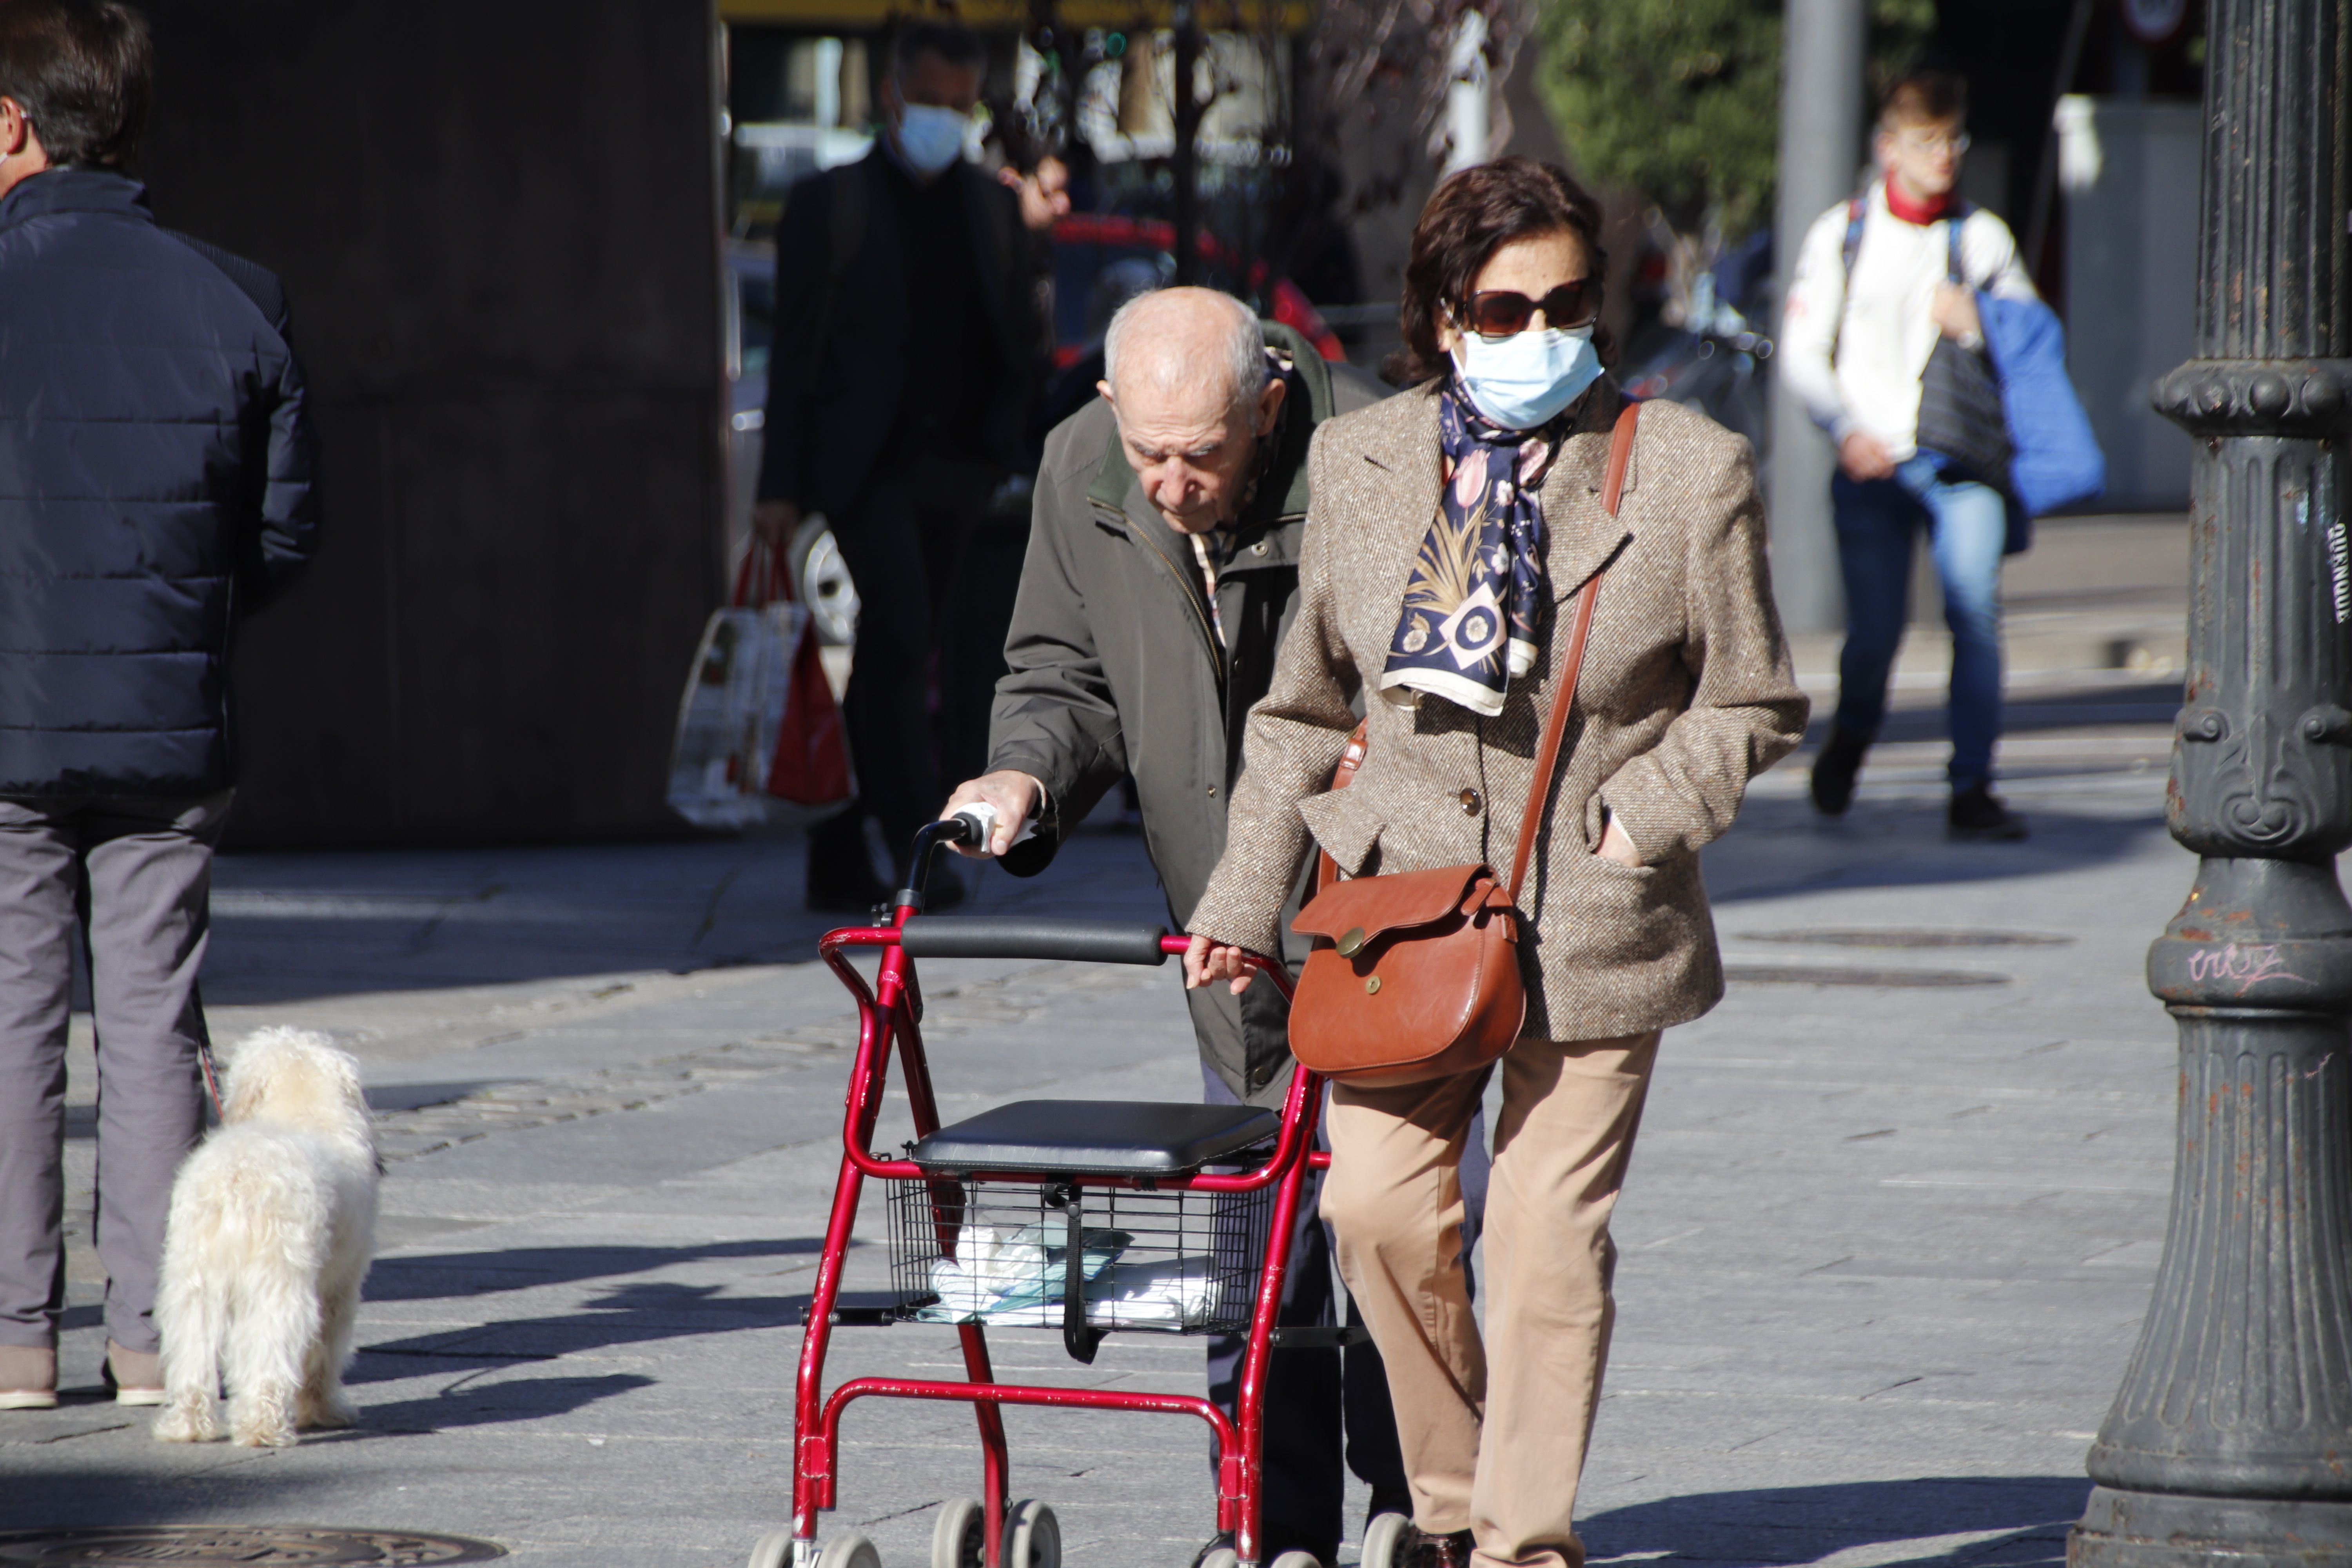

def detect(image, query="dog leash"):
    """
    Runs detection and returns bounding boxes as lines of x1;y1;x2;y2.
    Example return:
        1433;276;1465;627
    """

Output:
192;995;227;1121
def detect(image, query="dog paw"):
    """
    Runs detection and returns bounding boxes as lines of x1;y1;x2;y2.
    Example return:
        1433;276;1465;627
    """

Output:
298;1395;358;1430
230;1419;298;1448
152;1403;220;1443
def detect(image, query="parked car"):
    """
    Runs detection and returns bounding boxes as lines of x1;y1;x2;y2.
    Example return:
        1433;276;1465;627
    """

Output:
1048;212;1346;365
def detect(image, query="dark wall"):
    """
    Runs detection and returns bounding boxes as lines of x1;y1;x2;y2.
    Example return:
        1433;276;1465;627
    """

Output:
136;0;726;846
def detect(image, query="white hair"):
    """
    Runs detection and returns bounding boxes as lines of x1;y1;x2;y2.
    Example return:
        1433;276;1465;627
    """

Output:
1102;288;1269;419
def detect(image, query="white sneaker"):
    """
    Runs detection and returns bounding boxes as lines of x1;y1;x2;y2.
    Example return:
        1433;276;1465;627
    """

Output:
0;1346;56;1410
105;1342;165;1406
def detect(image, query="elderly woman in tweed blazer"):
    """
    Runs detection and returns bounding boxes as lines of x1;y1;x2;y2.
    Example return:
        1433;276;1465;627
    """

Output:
1185;160;1808;1568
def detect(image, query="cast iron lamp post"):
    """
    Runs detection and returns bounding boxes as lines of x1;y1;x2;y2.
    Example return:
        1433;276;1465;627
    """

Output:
2068;3;2352;1565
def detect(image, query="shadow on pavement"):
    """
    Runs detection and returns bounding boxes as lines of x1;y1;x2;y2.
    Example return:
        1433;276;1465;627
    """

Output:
1801;680;2182;747
366;1238;828;1302
0;1466;343;1530
354;1281;798;1382
1580;1475;2088;1568
350;1372;657;1435
1706;795;2172;906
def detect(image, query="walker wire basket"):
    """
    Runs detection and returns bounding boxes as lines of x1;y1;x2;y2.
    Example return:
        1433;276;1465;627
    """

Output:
886;1174;1271;1345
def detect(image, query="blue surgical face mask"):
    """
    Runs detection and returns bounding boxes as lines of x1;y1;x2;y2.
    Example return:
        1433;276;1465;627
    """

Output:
1450;324;1602;430
895;103;969;176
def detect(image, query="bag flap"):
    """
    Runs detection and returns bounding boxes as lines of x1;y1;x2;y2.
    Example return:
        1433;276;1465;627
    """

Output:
1291;864;1494;944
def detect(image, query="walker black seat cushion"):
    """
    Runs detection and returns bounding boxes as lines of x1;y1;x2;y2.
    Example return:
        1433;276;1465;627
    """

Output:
909;1100;1279;1175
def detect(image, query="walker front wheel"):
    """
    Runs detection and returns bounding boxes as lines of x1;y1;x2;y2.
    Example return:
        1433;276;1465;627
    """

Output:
819;1534;882;1568
748;1532;797;1568
1269;1553;1322;1568
933;1499;984;1568
1361;1512;1411;1568
1007;1500;1060;1568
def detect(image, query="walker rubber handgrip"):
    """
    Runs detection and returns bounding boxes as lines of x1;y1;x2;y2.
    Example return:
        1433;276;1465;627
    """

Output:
897;918;1172;965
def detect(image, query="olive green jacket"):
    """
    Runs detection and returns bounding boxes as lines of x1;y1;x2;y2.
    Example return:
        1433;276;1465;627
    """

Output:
987;324;1386;1100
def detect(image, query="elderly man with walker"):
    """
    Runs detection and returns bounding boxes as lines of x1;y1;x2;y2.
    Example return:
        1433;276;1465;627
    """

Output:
941;288;1482;1568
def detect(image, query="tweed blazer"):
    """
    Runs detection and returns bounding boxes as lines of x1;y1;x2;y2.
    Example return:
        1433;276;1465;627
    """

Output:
1188;379;1809;1042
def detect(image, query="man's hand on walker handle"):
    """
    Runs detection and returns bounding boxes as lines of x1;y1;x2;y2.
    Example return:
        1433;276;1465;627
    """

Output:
1184;934;1258;996
940;771;1044;857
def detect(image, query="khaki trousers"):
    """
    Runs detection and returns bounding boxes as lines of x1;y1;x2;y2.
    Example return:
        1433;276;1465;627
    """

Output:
1320;1032;1660;1568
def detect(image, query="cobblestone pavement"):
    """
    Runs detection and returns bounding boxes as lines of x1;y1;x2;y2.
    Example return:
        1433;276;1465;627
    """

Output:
7;652;2196;1568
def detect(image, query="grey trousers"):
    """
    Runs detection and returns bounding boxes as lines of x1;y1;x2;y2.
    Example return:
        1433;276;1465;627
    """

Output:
0;792;228;1353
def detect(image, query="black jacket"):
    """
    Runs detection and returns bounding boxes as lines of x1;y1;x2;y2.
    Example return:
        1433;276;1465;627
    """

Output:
0;169;317;797
755;149;1030;518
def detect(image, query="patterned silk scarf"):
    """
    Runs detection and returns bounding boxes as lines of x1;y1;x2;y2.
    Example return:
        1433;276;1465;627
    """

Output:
1378;380;1566;715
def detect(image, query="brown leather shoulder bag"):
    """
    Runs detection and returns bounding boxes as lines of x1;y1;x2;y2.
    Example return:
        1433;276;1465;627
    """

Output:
1286;402;1639;1087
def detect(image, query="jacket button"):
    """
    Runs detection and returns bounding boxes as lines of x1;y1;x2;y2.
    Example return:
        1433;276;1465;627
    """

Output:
1207;786;1218;798
1459;788;1483;815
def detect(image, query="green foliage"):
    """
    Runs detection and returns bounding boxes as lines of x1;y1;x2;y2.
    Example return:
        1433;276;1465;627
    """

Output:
1533;0;1936;238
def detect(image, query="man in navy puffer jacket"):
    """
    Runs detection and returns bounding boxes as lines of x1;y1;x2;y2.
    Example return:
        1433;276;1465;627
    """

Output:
0;0;316;1411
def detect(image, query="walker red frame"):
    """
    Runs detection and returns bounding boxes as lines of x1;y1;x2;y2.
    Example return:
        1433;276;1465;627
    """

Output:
798;916;1318;1568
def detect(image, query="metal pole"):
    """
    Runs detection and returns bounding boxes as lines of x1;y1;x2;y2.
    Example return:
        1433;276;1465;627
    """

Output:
1443;9;1490;176
1172;1;1201;287
1766;0;1864;635
2069;4;2352;1566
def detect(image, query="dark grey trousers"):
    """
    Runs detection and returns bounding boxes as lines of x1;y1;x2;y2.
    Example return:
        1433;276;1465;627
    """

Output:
0;791;227;1353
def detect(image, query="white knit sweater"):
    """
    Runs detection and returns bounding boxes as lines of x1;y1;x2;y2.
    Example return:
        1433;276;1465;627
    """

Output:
1779;181;2038;460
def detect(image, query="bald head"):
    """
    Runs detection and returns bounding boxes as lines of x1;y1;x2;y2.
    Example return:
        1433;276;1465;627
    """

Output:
1098;289;1285;535
1103;287;1268;420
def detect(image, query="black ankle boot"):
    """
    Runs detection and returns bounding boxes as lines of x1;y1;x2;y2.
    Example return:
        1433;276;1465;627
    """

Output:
1809;726;1869;816
1949;782;2028;840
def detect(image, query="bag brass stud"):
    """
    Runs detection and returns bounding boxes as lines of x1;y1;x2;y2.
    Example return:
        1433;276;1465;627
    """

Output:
1364;975;1382;995
1336;927;1367;958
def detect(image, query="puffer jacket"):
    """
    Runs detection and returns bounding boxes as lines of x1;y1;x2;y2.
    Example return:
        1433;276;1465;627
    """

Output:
0;168;317;797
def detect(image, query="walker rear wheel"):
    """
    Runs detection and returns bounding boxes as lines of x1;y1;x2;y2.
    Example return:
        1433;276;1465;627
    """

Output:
819;1533;882;1568
1197;1550;1239;1568
1361;1512;1411;1568
1008;1500;1060;1568
747;1532;796;1568
933;1499;984;1568
1270;1552;1322;1568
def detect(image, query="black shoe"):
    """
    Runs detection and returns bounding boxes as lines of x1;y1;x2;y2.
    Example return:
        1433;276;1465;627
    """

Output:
805;817;889;914
1809;726;1868;817
1397;1524;1474;1568
1948;782;2028;840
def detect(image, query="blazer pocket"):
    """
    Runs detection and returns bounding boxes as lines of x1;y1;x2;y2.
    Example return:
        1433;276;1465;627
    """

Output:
1297;784;1384;878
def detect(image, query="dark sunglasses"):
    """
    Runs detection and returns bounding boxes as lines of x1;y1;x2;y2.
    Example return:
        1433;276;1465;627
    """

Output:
1457;279;1603;339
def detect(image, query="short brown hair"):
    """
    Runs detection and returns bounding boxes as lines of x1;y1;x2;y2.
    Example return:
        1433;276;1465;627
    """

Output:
0;0;150;168
1878;70;1966;131
1392;156;1612;387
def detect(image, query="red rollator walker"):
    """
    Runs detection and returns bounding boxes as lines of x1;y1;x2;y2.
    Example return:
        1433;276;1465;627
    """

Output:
750;814;1351;1568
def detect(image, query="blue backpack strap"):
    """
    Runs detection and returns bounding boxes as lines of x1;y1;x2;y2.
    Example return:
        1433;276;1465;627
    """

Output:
1841;193;1866;279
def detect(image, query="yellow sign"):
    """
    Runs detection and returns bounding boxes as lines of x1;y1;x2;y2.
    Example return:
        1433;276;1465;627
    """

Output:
719;0;1312;32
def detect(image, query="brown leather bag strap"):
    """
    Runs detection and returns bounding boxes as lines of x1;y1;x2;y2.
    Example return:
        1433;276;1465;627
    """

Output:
1314;720;1370;893
1506;401;1640;902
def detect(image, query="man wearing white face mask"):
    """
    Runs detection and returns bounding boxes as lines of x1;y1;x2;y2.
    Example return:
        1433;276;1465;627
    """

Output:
753;21;1034;911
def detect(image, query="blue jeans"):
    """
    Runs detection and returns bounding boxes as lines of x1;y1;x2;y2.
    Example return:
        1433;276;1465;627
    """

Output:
1831;454;2006;791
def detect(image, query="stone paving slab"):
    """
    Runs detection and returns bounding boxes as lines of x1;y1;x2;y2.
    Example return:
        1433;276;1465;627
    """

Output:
8;745;2203;1568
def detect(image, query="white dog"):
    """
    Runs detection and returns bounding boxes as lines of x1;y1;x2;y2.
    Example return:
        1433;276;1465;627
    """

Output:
152;1027;379;1447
